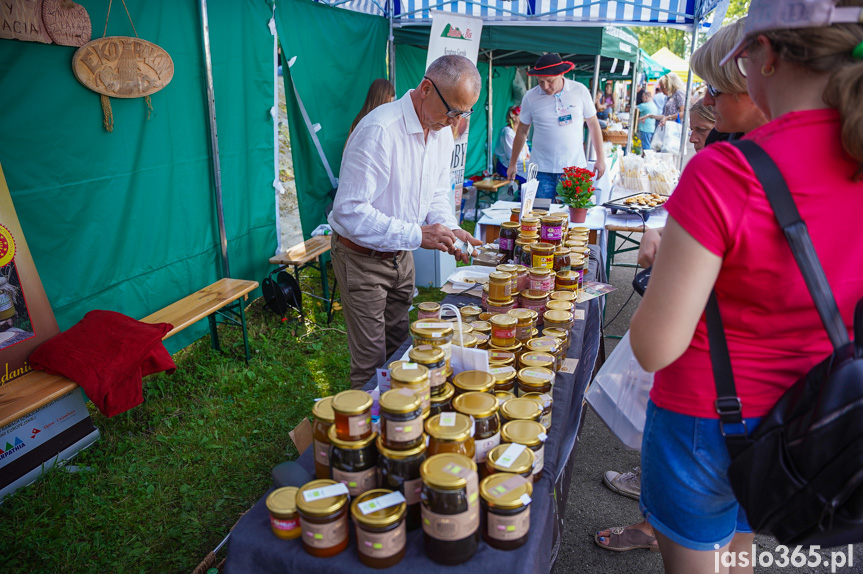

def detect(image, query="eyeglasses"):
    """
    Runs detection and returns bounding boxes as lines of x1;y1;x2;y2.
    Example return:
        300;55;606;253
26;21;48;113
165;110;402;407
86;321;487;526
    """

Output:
423;76;474;119
706;84;722;98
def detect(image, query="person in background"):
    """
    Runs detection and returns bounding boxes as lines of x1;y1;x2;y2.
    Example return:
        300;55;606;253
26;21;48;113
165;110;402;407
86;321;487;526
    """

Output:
494;105;530;184
595;81;617;120
635;89;659;149
330;56;482;389
651;85;667;115
687;99;717;153
347;79;395;140
643;72;687;127
631;1;863;571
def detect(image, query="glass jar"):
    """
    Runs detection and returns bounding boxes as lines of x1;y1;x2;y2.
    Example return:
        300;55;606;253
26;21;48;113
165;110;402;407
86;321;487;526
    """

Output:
500;397;542;424
328;426;379;498
510;207;521;223
546;299;574;314
266;486;302;540
473;331;490;349
429;382;455;417
488;340;524;366
452;332;478;349
519;352;555;372
528;267;554;292
513;238;535;268
522;392;553;431
544;310;574;333
486;297;515;315
296;479;350;557
496;264;519;293
494;390;516;408
571;255;586;288
420;453;480;565
460;305;482;323
486;443;535;482
520;290;550;325
530;242;555;270
525;336;558;357
555;270;579;292
332;390;373;441
410;320;454;369
550;290;577;303
380;389;424;449
517;367;555;397
481;284;490;310
452;370;495;396
501;420;547;479
488;272;512;301
520;216;539;237
480;473;533;550
489;365;517;393
552;247;571;272
488;350;516;368
515;266;529;292
409;345;447;398
518;243;533;268
453;392;501;467
390;363;431;417
489;314;517;347
425;413;475;459
351;489;407;568
417;301;441;320
540;216;564;246
377;436;426;531
498;222;520;262
543;327;570;353
507;308;537;342
312;396;335;480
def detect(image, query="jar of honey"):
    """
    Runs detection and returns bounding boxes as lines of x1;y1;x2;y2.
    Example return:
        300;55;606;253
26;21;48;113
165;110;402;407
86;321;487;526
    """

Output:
513;238;535;269
452;370;495;396
522;392;553;430
501;420;547;479
517;367;555;397
351;489;408;568
312;396;335;479
266;486;302;540
520;216;539;237
546;299;574;314
417;301;441;320
528;267;554;292
530;242;555;269
500;397;542;424
453;391;501;467
540;216;564;245
552;247;571;272
495;390;517;408
452;332;478;349
480;473;533;550
550;290;577;303
520;290;549;325
486;443;535;482
409;345;447;397
507;308;537;342
544;310;574;333
429;382;455;417
296;479;350;557
377;436;426;532
496;264;519;293
515;267;529;292
390;363;431;417
488;350;516;368
410;320;454;369
555;270;578;292
460;305;482;323
470;320;491;339
488;340;524;365
519;352;555;372
328;426;379;498
510;207;521;223
420;453;480;565
380;389;424;449
498;222;520;262
425;413;475;459
543;327;570;354
488;272;512;301
486;297;515;315
489;365;517;393
490;314;517;347
332;390;373;441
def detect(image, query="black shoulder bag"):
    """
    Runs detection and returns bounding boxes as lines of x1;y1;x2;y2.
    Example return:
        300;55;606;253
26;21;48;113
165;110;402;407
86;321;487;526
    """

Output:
706;140;863;547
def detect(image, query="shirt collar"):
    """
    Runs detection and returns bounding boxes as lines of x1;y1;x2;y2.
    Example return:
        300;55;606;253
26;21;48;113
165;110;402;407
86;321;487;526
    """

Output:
402;90;424;135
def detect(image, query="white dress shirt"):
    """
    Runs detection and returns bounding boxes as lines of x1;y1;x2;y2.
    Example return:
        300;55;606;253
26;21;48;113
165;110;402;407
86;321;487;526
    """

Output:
328;91;459;252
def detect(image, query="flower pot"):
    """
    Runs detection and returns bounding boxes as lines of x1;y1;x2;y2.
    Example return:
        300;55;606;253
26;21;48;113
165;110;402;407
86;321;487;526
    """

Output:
569;207;588;223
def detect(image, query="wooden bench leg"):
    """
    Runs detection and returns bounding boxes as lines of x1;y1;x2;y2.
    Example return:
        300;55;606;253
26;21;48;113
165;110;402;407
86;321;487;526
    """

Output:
238;300;251;363
319;253;330;304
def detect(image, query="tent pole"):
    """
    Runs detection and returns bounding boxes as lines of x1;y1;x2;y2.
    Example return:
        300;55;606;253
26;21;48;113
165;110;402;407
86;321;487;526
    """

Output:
487;52;493;174
199;0;230;279
626;52;639;155
678;20;700;171
388;1;396;86
588;55;601;163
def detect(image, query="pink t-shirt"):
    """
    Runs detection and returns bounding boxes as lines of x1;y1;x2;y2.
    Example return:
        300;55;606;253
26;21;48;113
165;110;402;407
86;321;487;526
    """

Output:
651;109;863;418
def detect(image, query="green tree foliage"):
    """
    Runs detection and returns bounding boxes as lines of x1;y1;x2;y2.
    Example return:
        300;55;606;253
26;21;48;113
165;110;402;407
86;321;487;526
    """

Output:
634;0;751;58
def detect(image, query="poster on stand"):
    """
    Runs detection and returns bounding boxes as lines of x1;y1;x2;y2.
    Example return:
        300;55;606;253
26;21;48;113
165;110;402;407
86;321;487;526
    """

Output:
425;12;483;222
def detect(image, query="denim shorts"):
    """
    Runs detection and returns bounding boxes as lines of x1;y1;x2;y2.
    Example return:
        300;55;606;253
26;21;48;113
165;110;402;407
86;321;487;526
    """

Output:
536;172;563;200
640;400;762;551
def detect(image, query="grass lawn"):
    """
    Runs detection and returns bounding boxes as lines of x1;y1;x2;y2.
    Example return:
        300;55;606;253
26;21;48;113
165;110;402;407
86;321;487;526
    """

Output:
0;271;445;573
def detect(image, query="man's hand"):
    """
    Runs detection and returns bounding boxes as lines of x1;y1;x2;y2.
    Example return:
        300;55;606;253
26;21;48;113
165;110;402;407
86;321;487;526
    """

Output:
506;165;517;182
637;227;664;269
593;156;607;181
451;228;482;264
421;224;457;254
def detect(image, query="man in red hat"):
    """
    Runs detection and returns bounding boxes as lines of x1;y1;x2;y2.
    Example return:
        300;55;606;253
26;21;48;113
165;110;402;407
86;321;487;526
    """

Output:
506;53;606;199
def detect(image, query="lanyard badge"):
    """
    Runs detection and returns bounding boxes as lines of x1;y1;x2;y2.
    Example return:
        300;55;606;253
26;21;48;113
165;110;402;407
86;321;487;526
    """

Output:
555;94;573;126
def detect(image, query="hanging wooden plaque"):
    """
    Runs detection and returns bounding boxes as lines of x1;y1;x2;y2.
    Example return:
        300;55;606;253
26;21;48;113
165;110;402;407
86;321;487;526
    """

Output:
42;0;90;47
72;36;174;98
0;0;53;44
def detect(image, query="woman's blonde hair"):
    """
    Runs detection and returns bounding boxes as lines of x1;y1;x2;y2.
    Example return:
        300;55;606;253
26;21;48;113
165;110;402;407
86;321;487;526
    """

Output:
691;19;748;94
752;0;863;178
658;72;686;95
690;98;715;125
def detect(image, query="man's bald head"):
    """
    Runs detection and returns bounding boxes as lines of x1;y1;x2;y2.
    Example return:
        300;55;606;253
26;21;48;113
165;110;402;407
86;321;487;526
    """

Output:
425;55;481;98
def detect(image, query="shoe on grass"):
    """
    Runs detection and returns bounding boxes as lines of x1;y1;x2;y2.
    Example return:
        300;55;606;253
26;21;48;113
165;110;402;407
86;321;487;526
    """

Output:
602;466;641;501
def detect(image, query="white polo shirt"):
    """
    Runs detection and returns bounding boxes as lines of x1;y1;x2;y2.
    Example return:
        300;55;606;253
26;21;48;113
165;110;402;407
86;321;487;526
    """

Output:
519;78;597;173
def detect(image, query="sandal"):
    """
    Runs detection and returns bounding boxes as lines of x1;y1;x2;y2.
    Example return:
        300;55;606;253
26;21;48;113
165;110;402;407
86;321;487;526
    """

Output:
594;525;660;552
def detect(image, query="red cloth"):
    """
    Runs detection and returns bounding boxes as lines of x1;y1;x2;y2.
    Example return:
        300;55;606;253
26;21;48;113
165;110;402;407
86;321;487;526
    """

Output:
29;310;176;417
651;109;863;418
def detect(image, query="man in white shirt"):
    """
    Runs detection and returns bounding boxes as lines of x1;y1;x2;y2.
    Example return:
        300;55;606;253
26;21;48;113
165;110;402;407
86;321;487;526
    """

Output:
329;55;482;389
507;54;606;200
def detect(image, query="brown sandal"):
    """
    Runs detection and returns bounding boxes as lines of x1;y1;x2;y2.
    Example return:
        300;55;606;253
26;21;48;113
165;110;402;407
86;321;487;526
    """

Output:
594;525;660;552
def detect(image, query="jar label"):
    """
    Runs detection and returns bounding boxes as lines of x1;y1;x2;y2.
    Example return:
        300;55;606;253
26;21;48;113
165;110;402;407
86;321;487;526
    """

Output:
532;254;553;269
499;237;514;250
421;505;479;542
299;514;348;549
415;322;451;330
541;226;563;241
270;515;299;532
429;366;446;389
357;491;406;515
356;520;406;559
302;482;349;502
313;439;330;468
333;466;378;497
440;412;456;426
515;326;533;340
556;283;577;292
532;445;545;474
401;476;423;506
488;366;516;375
489;351;515;361
488;506;531;541
522;369;553;382
539;411;552;430
475;431;501;464
418;310;441;320
348;413;371;437
385;416;423;443
495;443;527;468
492;327;516;341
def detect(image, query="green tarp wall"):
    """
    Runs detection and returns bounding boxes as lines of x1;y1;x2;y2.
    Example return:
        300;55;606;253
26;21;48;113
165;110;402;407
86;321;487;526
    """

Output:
0;0;276;352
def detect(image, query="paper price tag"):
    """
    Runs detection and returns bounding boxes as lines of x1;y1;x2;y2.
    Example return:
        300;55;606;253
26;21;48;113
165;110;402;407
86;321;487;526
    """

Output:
524;369;553;381
559;358;579;374
440;412;456;427
496;443;527;468
488;366;516;375
573;309;586;321
416;322;451;330
519;493;533;505
402;362;418;370
490;475;529;498
358;491;406;515
397;388;416;398
538;432;548;443
302;482;349;502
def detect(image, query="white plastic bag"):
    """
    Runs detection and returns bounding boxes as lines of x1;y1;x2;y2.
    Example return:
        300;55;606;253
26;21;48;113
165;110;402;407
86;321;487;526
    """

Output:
650;122;683;155
585;331;654;450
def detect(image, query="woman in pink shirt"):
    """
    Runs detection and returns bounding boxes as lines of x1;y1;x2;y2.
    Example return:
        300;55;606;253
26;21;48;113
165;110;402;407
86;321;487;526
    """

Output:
630;1;863;572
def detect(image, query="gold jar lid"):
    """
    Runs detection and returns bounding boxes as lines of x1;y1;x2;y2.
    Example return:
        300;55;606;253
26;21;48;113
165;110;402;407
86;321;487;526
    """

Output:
479;312;494;322
546;300;574;312
471;321;492;334
312;396;335;423
380;388;422;414
500;398;542;422
296;479;349;516
514;237;536;246
494;390;516;406
490;314;517;329
544;310;574;324
550;290;577;302
507;308;537;322
452;321;474;334
488;354;515;368
510;207;521;215
571;226;589;234
430;382;455;404
350;488;406;528
528;267;551;277
480;473;534;510
488;340;523;354
453;391;499;419
266;486;299;515
570;254;586;264
487;296;515;307
541;215;564;224
496;264;518;275
517;367;555;387
328;425;378;449
530;242;554;254
501;220;520;230
460;305;482;317
487;445;535;477
391;362;430;385
489;365;517;384
453;370;495;393
520;289;549;302
543;327;569;342
377;434;427;459
502;420;546;446
488;271;512;283
556;270;578;282
519;353;555;369
410;320;454;338
516;266;528;275
554;246;570;255
409;345;446;365
474;332;490;346
525;337;558;353
522;392;553;410
520;216;539;226
421;453;478;490
417;301;441;312
452;332;478;348
332;390;373;416
425;412;472;441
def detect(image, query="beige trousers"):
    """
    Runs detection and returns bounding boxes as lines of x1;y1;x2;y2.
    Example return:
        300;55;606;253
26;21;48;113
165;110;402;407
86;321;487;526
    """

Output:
330;235;414;389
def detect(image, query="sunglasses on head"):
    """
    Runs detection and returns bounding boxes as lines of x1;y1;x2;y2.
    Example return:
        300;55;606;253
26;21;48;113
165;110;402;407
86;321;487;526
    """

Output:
424;76;474;119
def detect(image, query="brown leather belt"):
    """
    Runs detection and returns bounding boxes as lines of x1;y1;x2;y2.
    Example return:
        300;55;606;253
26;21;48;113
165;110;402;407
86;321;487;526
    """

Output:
337;235;398;260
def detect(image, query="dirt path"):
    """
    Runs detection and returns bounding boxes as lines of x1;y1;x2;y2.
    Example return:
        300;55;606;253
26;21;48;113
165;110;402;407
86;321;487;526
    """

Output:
277;80;303;252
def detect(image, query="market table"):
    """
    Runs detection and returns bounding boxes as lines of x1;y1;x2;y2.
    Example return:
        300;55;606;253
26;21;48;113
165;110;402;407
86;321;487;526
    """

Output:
223;249;603;574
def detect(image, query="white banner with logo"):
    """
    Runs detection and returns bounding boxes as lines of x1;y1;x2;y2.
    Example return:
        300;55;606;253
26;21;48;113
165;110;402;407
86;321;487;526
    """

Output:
425;12;483;221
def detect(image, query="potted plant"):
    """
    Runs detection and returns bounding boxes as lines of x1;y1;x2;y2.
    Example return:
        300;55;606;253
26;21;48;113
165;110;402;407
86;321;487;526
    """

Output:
556;166;595;223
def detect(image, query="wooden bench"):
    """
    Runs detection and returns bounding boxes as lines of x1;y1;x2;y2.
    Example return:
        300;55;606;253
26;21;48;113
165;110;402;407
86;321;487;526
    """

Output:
268;235;338;324
0;278;258;429
472;178;512;223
